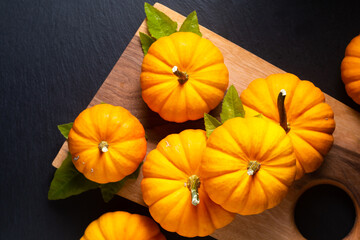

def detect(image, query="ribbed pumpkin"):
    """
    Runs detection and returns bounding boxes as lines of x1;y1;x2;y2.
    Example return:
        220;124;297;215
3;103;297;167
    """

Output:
68;104;147;184
341;35;360;104
140;32;229;123
240;73;335;179
141;129;235;237
201;117;296;215
80;211;165;240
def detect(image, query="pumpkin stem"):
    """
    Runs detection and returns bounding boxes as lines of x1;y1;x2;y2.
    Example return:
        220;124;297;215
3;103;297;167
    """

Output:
277;89;290;133
172;66;189;84
247;161;261;176
98;141;109;153
186;175;200;206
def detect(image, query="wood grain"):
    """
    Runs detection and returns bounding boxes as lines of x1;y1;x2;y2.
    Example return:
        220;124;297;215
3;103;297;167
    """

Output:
52;3;360;239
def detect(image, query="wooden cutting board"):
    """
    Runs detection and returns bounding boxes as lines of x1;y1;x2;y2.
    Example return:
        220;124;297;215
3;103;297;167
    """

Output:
52;3;360;239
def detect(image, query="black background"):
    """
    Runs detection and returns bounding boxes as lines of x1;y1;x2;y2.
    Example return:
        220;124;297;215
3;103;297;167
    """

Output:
1;0;359;239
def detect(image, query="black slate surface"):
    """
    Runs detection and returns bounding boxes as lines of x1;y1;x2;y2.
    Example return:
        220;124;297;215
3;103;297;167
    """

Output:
1;0;359;239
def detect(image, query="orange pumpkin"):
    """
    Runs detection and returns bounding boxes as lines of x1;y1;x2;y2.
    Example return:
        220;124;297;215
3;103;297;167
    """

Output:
140;32;229;123
80;211;165;240
68;104;147;184
240;73;335;179
341;35;360;104
201;117;296;215
141;129;235;237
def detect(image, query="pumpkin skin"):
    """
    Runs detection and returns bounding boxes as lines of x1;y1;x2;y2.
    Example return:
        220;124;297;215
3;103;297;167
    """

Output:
201;117;296;215
141;32;229;123
341;35;360;104
68;104;147;184
80;211;165;240
240;73;335;179
141;129;235;237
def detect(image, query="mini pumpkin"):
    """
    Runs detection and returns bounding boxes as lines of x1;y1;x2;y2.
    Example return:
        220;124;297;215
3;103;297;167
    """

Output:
341;35;360;104
140;32;229;123
68;104;147;184
80;211;165;240
240;73;335;179
141;129;235;237
201;117;296;215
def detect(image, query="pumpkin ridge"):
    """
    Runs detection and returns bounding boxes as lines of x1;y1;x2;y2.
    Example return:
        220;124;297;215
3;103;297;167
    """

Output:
234;175;255;213
100;152;120;183
222;120;253;158
176;32;202;71
199;194;216;231
186;82;211;114
249;177;269;212
150;187;188;222
147;41;177;70
142;81;178;110
259;167;293;188
207;141;249;165
190;72;228;92
157;85;186;121
265;74;300;110
178;130;205;174
96;217;107;239
157;136;193;176
203;154;242;178
255;173;284;210
71;121;100;143
215;171;248;206
143;151;189;180
242;84;277;121
290;130;328;157
188;79;225;100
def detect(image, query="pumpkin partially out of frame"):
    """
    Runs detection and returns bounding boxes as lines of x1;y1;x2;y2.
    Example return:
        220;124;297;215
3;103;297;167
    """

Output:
341;35;360;104
141;32;229;123
141;129;235;237
68;104;147;184
80;211;165;240
240;73;335;179
201;117;296;215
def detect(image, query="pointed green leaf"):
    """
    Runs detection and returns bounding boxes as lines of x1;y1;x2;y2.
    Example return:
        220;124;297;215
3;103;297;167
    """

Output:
179;11;202;37
99;162;143;202
127;162;143;179
140;32;156;55
57;122;73;139
220;85;245;123
144;2;177;39
204;113;222;137
48;153;99;200
100;180;126;203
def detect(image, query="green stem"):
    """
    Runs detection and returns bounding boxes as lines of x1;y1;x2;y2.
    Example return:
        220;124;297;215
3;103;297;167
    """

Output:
172;66;189;84
247;160;261;176
98;141;109;153
277;89;290;133
187;175;200;206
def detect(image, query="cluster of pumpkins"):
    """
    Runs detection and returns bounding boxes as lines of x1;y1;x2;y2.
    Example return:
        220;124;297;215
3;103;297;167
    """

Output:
69;18;360;240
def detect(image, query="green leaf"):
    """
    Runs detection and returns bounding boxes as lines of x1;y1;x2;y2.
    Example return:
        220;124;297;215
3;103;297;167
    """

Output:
220;85;245;123
140;32;156;55
57;122;73;139
144;2;177;39
179;11;202;37
204;113;222;137
128;162;143;179
48;153;99;200
100;180;126;203
99;162;143;202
